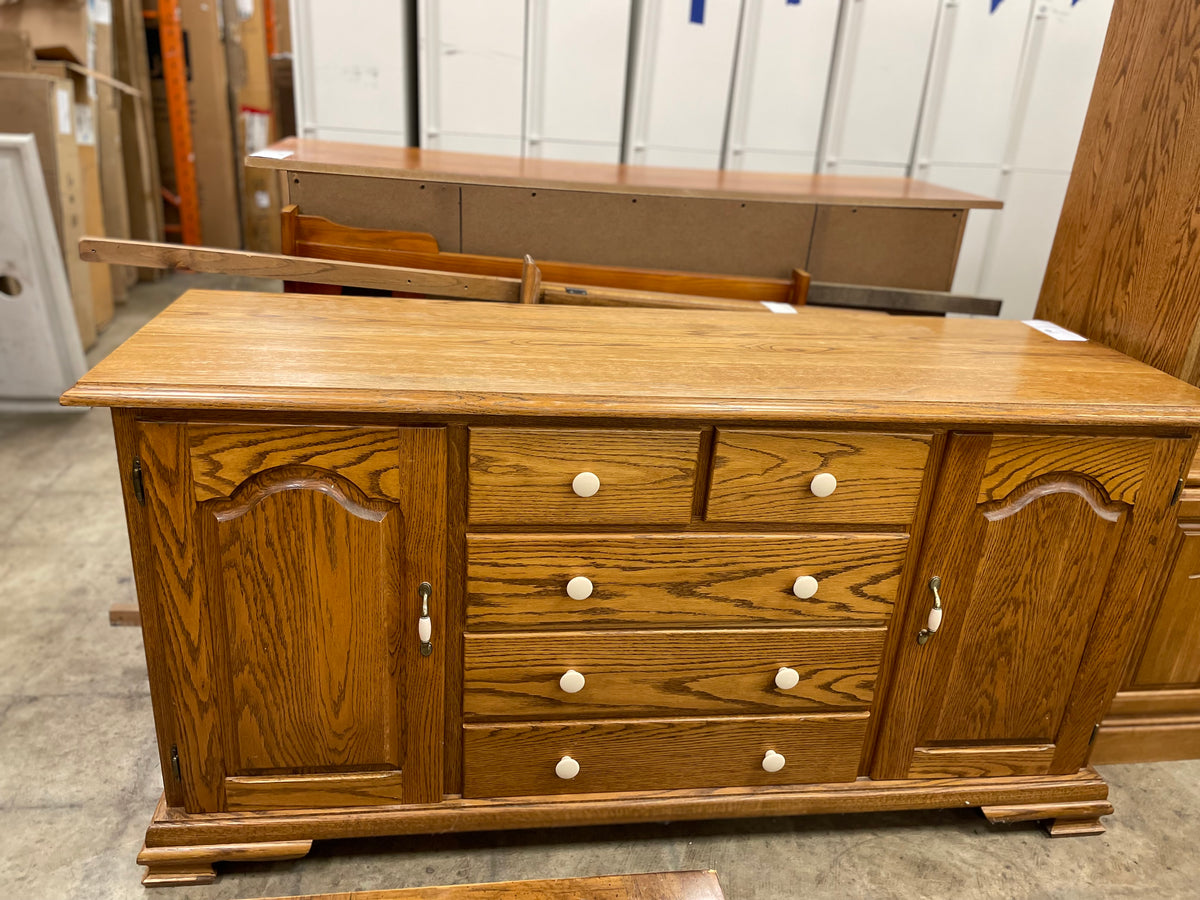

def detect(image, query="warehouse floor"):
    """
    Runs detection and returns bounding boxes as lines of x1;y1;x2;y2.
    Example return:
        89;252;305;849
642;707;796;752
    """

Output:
3;274;1200;900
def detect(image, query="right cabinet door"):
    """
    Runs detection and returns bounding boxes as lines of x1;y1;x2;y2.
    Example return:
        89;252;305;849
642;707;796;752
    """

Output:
873;432;1189;780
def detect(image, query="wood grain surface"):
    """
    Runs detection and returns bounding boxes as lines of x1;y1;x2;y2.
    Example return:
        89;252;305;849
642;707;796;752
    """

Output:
462;713;868;798
189;424;401;501
60;291;1200;427
978;435;1154;505
465;533;907;629
468;429;700;525
706;431;931;524
1131;523;1200;687
249;138;1002;209
225;772;406;811
907;744;1055;778
462;628;885;720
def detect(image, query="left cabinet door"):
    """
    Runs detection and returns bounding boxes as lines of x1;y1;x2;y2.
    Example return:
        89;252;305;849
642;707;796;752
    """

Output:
133;422;447;813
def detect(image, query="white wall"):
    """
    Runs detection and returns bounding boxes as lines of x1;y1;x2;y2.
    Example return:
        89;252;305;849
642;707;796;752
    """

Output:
290;0;1114;319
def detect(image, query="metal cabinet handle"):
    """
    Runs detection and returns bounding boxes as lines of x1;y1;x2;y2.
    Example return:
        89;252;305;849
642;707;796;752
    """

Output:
418;581;433;656
916;576;943;646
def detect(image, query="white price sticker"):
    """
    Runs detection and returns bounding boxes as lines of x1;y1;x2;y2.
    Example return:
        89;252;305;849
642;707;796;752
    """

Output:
761;301;798;314
1022;320;1087;342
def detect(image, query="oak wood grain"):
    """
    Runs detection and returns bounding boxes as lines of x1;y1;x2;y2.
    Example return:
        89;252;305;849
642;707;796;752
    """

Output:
1091;716;1200;764
706;431;931;524
138;837;312;887
248;138;1003;209
465;533;907;629
1106;688;1200;717
189;424;401;501
908;744;1055;778
468;428;700;525
462;714;868;798
978;435;1155;504
60;291;1200;427
225;772;406;811
1131;523;1200;687
462;628;885;720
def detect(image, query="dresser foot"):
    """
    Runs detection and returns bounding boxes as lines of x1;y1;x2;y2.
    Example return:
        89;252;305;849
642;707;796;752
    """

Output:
137;839;313;887
980;799;1112;837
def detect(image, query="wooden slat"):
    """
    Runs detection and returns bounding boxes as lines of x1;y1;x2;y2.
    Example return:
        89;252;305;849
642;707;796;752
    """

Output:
1106;688;1200;717
908;744;1055;778
1091;717;1200;764
225;772;405;811
806;282;999;316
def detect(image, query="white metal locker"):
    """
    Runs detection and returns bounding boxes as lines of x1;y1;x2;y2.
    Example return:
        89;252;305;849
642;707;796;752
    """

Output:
625;0;744;168
820;0;942;174
725;0;840;173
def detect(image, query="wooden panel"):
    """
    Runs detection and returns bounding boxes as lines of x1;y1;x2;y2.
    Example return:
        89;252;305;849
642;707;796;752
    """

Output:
225;772;405;810
463;628;885;720
204;466;402;774
468;428;700;525
462;714;868;798
706;431;930;525
250;870;726;900
1091;717;1200;764
189;424;401;501
60;291;1200;429
1036;0;1200;386
806;206;965;291
1133;524;1200;687
979;435;1155;505
290;173;462;250
1106;688;1200;717
907;744;1055;778
466;533;907;630
460;185;815;279
1188;449;1200;485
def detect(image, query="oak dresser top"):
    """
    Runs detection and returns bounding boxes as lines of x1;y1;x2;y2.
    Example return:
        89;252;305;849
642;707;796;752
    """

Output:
60;289;1200;428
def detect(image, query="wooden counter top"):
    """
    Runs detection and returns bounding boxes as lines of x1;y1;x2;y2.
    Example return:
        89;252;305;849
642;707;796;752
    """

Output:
61;290;1200;428
248;139;1003;210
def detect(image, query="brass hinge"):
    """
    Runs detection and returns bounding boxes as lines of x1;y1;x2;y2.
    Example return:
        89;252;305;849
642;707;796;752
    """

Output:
1089;723;1100;747
131;456;145;505
170;745;181;782
1172;477;1185;505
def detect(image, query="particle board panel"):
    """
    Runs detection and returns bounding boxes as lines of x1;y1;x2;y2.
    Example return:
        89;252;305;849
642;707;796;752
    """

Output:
289;172;462;251
807;205;966;291
460;185;816;278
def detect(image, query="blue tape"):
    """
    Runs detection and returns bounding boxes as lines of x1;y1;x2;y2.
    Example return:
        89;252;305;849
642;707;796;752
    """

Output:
690;0;704;24
990;0;1003;11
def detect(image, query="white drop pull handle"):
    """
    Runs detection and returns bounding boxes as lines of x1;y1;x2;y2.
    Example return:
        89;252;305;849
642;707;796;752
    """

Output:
418;581;433;655
572;471;600;497
810;472;837;498
762;750;786;773
418;616;432;643
555;755;580;779
775;666;800;690
566;576;594;600
559;669;586;693
793;575;819;599
917;576;943;646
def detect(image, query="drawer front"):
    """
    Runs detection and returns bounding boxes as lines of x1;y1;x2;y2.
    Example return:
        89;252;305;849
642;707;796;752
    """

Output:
463;713;869;798
467;533;908;630
469;428;701;525
463;628;885;720
706;430;931;524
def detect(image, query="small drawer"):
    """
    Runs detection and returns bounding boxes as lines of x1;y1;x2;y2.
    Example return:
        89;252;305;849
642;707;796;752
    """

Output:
706;430;931;524
462;713;869;798
463;627;885;720
469;428;701;525
466;533;908;630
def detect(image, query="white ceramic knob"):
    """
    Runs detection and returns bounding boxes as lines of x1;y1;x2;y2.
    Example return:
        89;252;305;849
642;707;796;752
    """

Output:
927;605;943;633
555;755;580;779
775;666;800;690
793;575;819;599
762;750;786;773
572;471;600;498
559;669;586;693
810;472;838;498
566;576;594;601
418;616;432;643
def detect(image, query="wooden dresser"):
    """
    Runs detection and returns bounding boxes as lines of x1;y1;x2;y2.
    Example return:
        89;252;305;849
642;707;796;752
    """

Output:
61;291;1200;886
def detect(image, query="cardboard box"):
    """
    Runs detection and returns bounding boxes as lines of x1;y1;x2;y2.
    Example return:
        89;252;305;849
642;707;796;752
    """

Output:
145;0;241;248
112;0;163;258
0;71;97;347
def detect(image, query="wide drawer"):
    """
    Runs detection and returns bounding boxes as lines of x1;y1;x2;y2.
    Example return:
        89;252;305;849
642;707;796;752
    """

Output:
462;713;869;798
469;428;701;525
463;627;885;720
466;533;908;630
706;430;931;524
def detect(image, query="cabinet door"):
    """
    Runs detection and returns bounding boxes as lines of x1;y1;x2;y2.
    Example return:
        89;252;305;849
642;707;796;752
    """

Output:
872;433;1188;780
136;423;446;813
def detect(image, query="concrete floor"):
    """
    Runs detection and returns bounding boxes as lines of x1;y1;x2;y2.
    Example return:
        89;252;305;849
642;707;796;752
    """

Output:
3;274;1200;899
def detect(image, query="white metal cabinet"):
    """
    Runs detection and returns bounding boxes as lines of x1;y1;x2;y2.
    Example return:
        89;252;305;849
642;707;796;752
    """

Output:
725;0;840;173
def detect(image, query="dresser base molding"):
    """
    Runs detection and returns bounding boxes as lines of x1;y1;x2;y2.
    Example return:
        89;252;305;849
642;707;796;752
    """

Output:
140;771;1110;883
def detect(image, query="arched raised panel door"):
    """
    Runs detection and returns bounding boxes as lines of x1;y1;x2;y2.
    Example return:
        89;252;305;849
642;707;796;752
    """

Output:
136;423;446;814
872;432;1189;781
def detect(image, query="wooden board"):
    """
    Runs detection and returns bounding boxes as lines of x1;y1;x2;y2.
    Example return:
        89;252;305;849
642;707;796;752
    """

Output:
59;290;1200;427
290;173;462;250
